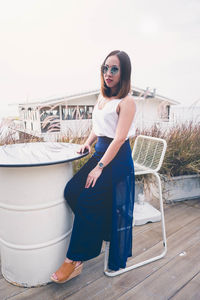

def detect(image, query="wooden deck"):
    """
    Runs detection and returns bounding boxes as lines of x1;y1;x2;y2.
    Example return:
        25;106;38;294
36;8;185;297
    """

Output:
1;198;200;300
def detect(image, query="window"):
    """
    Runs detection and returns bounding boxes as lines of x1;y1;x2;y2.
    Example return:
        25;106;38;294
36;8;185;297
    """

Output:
166;105;170;119
39;106;60;122
62;105;93;120
159;104;170;121
39;106;60;133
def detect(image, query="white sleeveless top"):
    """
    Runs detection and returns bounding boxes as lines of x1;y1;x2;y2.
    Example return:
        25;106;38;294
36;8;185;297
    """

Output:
92;95;136;139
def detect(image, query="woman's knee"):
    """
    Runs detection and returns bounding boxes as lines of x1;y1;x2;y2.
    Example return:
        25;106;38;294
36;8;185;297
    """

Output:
64;180;73;201
64;180;77;212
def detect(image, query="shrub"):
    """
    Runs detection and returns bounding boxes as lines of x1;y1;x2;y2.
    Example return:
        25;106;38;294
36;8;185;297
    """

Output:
63;123;200;177
1;118;199;177
134;123;200;177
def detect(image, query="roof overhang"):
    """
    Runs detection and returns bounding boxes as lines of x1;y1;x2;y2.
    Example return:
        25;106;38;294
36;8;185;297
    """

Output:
18;86;180;107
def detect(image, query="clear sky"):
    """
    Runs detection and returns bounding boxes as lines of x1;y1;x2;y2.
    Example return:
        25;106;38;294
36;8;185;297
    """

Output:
0;0;200;118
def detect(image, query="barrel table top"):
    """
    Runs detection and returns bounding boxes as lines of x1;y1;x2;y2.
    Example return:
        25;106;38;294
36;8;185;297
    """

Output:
0;142;88;167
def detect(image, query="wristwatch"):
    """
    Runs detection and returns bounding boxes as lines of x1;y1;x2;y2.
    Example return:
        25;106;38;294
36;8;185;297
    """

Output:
98;162;104;169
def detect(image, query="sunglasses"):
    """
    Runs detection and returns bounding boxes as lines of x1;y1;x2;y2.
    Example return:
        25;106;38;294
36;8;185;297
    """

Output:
102;65;119;75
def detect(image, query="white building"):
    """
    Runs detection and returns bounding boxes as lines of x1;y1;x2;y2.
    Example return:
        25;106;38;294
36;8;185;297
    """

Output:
18;86;180;139
169;105;200;125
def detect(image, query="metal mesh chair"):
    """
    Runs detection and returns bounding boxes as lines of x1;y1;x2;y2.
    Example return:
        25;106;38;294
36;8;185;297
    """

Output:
104;135;167;276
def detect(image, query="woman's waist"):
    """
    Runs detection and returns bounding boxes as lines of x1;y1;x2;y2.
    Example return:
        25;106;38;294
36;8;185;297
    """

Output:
93;136;132;161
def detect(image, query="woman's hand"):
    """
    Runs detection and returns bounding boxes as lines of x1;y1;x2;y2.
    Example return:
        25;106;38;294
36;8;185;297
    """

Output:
77;143;91;154
85;166;103;188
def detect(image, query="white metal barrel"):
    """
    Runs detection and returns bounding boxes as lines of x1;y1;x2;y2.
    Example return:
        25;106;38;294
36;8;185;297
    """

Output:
0;142;87;287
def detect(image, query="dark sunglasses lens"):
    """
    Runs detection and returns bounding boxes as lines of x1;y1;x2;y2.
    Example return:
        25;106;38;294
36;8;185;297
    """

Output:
103;66;108;74
111;67;119;75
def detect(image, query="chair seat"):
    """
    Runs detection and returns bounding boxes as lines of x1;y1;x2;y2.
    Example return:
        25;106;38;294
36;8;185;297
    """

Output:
134;164;155;175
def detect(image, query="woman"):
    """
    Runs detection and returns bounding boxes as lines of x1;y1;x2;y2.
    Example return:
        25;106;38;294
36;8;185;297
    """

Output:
51;50;136;283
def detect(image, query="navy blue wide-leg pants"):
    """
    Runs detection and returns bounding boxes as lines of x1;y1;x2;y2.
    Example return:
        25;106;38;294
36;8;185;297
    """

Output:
64;136;135;271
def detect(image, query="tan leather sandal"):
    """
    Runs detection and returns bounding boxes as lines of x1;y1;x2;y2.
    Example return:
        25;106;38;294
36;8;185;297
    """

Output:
51;261;83;284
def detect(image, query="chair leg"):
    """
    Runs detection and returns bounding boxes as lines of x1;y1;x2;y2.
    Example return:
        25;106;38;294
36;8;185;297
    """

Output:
104;172;167;277
154;172;167;251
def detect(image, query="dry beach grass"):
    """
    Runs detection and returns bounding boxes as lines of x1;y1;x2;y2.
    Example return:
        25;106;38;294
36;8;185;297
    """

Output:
0;119;199;177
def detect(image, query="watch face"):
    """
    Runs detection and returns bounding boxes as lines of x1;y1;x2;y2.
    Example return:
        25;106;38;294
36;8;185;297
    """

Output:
99;162;104;168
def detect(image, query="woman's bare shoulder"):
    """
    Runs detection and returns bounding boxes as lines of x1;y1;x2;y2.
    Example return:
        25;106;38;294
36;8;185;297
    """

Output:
120;94;136;108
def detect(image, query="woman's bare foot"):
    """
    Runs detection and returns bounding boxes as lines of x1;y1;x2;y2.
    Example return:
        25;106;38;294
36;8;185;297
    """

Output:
64;258;82;268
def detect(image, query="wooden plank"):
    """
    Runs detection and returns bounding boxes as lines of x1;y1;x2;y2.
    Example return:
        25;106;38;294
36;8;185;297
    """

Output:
133;200;199;238
61;217;200;300
0;278;29;300
1;254;105;300
118;241;200;300
39;217;200;300
3;203;185;299
133;201;188;237
132;204;200;259
2;203;200;300
133;200;198;239
170;271;200;300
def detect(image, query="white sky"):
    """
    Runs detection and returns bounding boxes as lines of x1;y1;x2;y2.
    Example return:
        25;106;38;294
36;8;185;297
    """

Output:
0;0;200;118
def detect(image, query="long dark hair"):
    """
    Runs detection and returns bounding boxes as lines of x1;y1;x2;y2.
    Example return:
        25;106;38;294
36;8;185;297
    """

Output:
101;50;131;98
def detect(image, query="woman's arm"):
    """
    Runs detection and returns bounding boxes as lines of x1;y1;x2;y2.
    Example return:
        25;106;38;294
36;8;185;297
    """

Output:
78;96;100;154
85;96;136;188
86;129;98;146
99;96;136;166
77;128;97;154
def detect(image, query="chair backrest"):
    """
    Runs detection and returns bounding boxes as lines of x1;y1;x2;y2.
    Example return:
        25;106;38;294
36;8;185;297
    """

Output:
132;135;167;172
